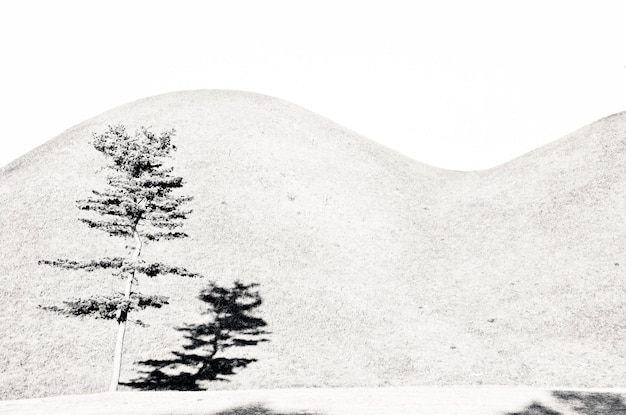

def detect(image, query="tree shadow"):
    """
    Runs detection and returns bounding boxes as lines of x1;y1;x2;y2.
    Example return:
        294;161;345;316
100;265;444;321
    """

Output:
504;391;626;415
552;391;626;415
211;404;319;415
123;281;270;391
505;402;563;415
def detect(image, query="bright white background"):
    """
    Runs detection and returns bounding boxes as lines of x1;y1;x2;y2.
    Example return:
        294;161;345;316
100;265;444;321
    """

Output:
0;1;625;170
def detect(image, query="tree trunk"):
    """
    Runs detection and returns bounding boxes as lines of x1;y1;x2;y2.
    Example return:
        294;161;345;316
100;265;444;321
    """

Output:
193;322;221;381
108;229;142;392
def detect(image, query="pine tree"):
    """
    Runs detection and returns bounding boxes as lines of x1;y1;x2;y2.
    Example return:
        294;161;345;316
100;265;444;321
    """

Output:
39;124;201;391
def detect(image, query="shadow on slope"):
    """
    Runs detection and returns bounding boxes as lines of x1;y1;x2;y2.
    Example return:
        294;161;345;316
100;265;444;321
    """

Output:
552;391;626;415
505;391;626;415
211;404;319;415
506;402;563;415
123;281;269;391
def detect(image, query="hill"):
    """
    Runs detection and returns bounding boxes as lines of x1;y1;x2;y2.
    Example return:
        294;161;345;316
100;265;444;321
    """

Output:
0;90;625;399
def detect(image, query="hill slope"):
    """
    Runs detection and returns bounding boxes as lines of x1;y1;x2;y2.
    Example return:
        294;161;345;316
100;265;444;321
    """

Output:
0;90;625;399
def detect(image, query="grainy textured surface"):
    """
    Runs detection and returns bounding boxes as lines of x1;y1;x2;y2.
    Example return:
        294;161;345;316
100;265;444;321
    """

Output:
1;387;625;415
0;90;625;399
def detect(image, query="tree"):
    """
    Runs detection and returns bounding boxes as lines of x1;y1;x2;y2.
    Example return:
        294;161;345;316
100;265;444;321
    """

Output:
39;124;201;391
124;281;269;390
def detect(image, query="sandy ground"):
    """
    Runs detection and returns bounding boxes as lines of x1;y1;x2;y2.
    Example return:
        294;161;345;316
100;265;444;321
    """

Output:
1;386;626;415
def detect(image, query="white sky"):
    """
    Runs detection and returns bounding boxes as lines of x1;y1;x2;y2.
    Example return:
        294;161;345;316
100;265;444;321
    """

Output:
1;1;625;171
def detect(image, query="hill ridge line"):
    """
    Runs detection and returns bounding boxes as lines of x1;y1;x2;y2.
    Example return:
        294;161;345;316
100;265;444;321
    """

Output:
3;90;624;177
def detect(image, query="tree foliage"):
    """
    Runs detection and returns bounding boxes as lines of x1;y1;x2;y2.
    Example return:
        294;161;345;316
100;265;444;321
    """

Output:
39;124;199;318
38;258;202;279
77;125;193;241
40;292;169;319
